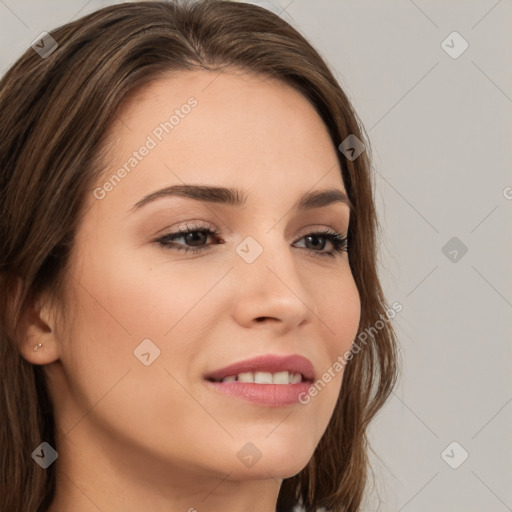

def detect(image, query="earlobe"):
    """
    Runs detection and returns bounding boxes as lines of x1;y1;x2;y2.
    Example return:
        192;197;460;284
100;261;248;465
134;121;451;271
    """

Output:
17;300;60;365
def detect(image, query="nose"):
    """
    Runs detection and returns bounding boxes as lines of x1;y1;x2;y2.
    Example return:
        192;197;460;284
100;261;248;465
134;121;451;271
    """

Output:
231;235;315;333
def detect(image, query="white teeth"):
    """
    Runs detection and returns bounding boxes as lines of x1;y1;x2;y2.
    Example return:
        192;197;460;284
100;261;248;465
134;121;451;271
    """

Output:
273;371;289;384
291;373;302;384
254;371;273;384
237;372;254;383
219;371;303;384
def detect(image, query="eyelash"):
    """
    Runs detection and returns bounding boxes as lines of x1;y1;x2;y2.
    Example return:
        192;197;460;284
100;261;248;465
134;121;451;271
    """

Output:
155;223;348;258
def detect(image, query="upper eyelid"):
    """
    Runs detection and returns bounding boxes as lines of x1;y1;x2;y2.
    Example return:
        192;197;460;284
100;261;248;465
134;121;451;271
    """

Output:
163;226;346;242
165;221;347;236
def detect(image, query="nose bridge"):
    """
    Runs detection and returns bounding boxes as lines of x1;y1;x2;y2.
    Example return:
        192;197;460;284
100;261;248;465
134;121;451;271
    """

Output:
236;230;296;285
232;229;315;322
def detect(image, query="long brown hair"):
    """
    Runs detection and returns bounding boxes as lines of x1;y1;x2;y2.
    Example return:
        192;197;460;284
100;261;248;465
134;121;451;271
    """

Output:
0;1;399;510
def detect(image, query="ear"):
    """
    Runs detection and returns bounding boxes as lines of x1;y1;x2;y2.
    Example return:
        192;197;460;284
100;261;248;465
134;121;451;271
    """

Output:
17;294;60;365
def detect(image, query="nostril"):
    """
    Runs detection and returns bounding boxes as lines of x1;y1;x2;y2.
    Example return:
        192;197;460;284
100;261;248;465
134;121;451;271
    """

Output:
255;316;275;323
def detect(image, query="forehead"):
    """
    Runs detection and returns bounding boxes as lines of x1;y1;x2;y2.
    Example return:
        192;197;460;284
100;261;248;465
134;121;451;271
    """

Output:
91;68;345;211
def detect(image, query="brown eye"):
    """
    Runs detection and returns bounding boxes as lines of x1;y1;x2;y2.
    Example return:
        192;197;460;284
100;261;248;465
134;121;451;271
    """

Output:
157;226;220;253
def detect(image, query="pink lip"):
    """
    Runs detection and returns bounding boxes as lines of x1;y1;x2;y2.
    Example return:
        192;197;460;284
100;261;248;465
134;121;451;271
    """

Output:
204;354;315;382
203;354;315;407
204;380;312;407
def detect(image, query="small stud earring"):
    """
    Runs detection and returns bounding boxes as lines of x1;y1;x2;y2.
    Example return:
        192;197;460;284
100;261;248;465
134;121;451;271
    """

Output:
33;343;43;351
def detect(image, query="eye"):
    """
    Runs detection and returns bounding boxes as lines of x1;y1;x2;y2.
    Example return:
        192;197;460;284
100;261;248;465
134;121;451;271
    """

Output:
293;228;348;258
156;224;221;254
155;224;348;257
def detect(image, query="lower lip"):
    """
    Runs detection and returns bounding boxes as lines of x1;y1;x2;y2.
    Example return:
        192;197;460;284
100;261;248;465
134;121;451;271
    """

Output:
204;380;312;407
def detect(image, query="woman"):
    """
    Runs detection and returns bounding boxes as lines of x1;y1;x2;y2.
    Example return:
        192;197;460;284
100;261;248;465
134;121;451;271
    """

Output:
0;1;399;511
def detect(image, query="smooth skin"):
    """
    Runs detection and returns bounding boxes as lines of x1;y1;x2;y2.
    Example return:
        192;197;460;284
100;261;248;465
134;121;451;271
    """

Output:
21;68;361;512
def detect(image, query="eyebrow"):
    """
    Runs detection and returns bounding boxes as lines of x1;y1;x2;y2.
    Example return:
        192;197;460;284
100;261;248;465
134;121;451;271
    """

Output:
129;184;353;213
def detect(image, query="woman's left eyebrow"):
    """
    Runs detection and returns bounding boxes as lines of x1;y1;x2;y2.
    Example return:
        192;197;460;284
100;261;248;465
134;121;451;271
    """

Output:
129;184;352;213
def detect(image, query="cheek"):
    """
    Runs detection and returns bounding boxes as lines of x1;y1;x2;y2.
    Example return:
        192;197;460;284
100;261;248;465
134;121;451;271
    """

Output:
63;246;230;399
314;268;361;352
298;269;361;413
72;242;223;340
57;250;218;452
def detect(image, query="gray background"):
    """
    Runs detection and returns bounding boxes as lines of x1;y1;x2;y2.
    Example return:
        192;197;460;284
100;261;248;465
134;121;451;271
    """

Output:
1;0;511;510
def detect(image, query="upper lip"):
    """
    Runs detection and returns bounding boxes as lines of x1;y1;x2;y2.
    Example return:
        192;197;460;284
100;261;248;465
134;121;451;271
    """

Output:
205;354;315;382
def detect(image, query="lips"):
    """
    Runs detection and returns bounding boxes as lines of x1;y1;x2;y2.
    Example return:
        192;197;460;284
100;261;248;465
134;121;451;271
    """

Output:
204;354;315;383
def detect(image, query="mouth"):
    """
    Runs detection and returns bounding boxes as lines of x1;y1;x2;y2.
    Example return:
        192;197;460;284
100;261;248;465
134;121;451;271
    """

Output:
206;370;308;385
203;354;315;407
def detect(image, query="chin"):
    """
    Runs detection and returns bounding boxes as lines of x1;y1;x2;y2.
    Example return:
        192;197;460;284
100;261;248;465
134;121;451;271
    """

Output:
228;440;315;480
235;457;310;481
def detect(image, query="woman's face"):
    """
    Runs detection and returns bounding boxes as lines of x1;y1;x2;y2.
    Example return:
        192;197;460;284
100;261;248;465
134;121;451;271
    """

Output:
45;69;361;483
